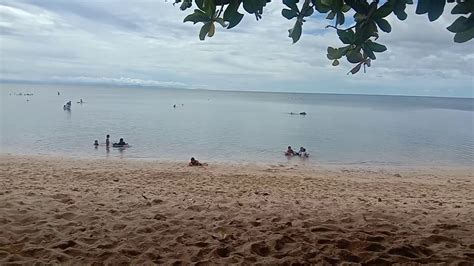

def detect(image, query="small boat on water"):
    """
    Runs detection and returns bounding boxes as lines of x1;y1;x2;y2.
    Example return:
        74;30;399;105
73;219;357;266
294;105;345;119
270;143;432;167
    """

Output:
289;112;307;115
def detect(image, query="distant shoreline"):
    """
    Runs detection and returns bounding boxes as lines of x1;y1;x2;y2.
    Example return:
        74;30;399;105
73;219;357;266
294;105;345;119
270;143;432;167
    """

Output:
2;81;473;99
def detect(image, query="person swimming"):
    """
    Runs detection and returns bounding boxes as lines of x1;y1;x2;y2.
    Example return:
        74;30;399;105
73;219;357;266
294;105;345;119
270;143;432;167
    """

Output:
285;146;295;156
94;140;99;146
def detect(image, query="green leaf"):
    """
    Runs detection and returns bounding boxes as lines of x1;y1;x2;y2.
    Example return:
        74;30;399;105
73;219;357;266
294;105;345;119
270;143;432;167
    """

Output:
304;7;314;17
289;21;303;43
339;45;351;56
327;47;342;60
243;0;263;14
355;20;376;44
179;0;192;11
199;21;212;40
195;0;204;9
337;29;354;44
415;0;430;14
346;50;363;63
332;0;343;13
366;40;387;52
282;9;298;20
416;0;445;21
336;12;345;25
342;4;351;12
283;0;299;12
321;0;332;6
451;3;471;15
184;9;211;24
315;0;331;13
326;11;336;19
202;0;216;17
447;16;470;33
373;3;393;19
428;0;445;21
454;27;474;43
345;0;369;14
362;45;376;60
332;59;339;66
224;0;244;29
375;18;391;33
393;0;410;21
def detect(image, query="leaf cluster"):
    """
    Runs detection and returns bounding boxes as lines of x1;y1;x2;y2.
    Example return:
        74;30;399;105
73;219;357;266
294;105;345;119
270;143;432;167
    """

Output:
176;0;473;74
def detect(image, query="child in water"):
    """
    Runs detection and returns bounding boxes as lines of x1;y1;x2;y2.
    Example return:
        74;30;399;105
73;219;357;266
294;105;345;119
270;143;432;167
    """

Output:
285;146;295;156
94;140;99;146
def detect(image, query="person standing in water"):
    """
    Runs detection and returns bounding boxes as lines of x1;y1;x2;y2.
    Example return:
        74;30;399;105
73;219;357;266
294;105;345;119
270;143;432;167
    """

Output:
106;135;110;147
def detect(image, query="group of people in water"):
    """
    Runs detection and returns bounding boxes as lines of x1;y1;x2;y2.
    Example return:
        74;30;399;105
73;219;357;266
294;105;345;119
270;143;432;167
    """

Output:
285;146;309;157
94;135;129;148
92;137;307;166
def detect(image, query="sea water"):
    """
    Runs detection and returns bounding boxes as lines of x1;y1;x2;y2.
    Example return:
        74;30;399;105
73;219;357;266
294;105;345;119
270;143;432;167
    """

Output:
1;83;473;166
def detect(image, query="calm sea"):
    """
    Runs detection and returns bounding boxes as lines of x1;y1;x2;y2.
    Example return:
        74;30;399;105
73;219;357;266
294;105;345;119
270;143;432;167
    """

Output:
1;83;473;166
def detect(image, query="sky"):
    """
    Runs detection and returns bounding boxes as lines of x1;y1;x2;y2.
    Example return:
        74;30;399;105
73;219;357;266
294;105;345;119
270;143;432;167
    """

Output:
0;0;473;97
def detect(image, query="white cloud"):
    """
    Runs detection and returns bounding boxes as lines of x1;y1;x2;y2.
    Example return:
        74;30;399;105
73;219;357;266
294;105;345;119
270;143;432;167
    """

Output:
0;0;472;97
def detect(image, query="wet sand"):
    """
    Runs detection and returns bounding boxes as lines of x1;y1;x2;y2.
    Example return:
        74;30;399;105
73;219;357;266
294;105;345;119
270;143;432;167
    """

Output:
0;155;473;264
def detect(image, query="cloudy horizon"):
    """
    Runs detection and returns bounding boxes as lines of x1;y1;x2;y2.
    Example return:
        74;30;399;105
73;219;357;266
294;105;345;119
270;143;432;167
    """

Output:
0;0;473;97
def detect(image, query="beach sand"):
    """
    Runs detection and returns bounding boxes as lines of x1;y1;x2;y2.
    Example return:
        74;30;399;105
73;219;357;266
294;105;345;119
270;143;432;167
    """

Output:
0;155;473;265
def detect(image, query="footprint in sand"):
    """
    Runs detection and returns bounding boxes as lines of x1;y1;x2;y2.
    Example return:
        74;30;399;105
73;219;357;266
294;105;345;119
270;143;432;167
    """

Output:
250;241;271;257
387;244;433;258
213;246;232;258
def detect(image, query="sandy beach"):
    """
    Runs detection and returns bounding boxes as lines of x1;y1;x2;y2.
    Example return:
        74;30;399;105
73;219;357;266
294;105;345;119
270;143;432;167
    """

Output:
0;155;473;264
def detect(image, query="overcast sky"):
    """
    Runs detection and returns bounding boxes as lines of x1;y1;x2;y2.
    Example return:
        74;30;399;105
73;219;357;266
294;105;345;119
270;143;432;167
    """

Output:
0;0;473;97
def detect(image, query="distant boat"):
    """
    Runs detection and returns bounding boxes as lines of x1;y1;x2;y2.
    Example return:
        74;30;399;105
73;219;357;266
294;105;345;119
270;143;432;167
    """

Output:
289;112;307;116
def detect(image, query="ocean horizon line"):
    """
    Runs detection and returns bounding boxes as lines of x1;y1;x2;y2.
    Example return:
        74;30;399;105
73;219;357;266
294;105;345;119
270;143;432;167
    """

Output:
2;79;473;100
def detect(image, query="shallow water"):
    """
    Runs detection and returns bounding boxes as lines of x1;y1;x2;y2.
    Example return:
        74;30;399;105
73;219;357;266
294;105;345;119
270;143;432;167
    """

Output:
1;83;473;166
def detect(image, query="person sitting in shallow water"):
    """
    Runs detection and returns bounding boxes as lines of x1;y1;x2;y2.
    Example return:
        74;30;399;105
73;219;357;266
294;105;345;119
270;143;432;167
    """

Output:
297;147;309;157
189;157;207;166
285;146;295;156
113;138;128;147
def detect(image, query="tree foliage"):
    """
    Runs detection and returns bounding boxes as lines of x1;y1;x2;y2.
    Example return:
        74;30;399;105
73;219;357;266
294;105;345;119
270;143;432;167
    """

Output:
175;0;474;74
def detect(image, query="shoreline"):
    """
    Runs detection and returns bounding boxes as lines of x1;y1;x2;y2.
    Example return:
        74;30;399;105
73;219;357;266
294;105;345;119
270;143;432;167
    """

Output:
1;152;472;170
1;154;473;264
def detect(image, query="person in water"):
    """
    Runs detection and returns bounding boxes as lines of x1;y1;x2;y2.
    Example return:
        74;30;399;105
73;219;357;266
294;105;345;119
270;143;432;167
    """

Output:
297;147;308;157
106;134;110;147
113;138;128;146
285;146;295;156
94;140;99;146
